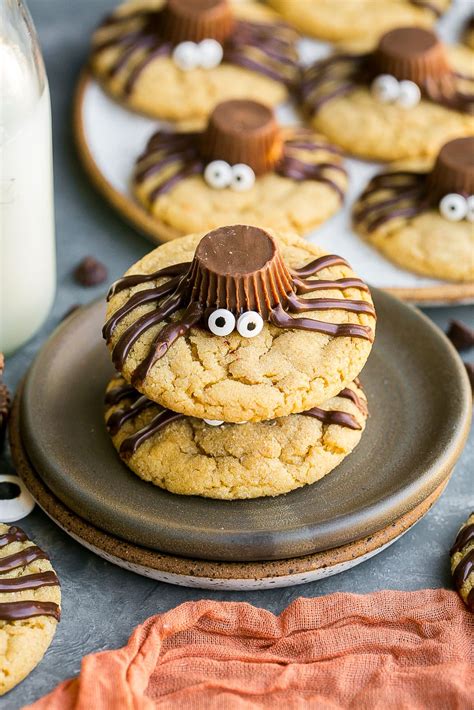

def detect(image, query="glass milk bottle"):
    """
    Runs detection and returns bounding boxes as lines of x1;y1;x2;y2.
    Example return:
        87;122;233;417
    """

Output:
0;0;55;354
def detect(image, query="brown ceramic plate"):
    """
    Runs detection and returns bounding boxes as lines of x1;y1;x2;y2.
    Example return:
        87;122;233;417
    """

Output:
18;289;471;562
7;424;449;589
73;70;474;304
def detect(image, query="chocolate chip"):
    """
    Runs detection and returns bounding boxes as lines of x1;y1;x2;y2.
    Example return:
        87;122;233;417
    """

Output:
0;382;11;451
74;256;107;287
446;320;474;351
464;362;474;393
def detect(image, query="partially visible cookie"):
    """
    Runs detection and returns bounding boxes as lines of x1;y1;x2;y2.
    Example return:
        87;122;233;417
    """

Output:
132;100;347;237
0;355;9;451
450;513;473;612
302;28;474;162
0;524;61;695
353;137;474;283
105;375;368;499
268;0;449;43
463;15;474;51
90;0;299;125
103;226;376;423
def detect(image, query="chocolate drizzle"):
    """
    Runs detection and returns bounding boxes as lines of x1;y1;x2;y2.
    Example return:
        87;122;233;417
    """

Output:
302;28;474;116
104;227;374;385
0;526;28;548
353;171;429;232
451;521;474;555
0;526;61;623
133;124;347;205
0;546;48;574
105;378;366;456
0;601;60;623
451;518;474;611
0;571;59;593
92;5;299;96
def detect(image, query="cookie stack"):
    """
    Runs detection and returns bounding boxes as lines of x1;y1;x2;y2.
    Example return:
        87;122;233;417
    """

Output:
103;224;376;499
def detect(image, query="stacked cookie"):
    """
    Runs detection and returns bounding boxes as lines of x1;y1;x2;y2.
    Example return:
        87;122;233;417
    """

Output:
103;224;376;499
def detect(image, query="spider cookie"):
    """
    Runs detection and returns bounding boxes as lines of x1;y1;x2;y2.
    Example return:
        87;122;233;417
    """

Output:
450;513;473;612
0;524;61;695
133;99;347;238
104;375;368;499
353;137;474;282
302;27;474;161
268;0;448;44
90;0;299;125
103;225;376;423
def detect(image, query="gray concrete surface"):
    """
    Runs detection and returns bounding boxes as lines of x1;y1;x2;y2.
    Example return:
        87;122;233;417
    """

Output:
2;1;473;706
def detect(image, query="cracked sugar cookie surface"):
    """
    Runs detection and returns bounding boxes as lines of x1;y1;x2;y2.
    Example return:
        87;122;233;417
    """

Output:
0;524;61;696
105;229;375;423
357;208;474;283
90;0;297;125
310;45;474;162
268;0;449;43
105;376;368;499
450;513;474;612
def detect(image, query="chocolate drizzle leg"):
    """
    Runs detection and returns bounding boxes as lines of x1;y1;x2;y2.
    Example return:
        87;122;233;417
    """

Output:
0;525;61;622
91;1;299;98
302;27;474;117
105;225;375;385
105;378;366;457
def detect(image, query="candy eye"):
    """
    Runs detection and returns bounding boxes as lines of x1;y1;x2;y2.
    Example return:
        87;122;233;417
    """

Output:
397;80;421;108
237;311;264;338
203;419;224;426
208;308;236;336
172;41;200;71
371;74;399;103
198;39;223;69
439;193;468;221
204;160;233;189
231;164;256;192
0;474;35;522
466;195;474;222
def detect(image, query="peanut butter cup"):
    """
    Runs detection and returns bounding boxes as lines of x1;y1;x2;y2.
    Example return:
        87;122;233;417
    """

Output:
200;101;282;175
160;0;234;44
372;27;450;84
190;226;293;317
426;137;474;202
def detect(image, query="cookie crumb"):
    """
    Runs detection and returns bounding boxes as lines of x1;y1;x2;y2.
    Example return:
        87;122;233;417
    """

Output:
74;256;107;287
447;320;474;352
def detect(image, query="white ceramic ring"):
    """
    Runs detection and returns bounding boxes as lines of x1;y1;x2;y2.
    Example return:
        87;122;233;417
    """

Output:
0;474;35;522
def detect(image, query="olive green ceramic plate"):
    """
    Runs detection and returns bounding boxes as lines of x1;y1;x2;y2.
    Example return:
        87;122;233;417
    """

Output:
18;289;471;562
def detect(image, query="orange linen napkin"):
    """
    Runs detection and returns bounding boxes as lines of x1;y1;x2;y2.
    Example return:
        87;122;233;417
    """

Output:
26;590;473;710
